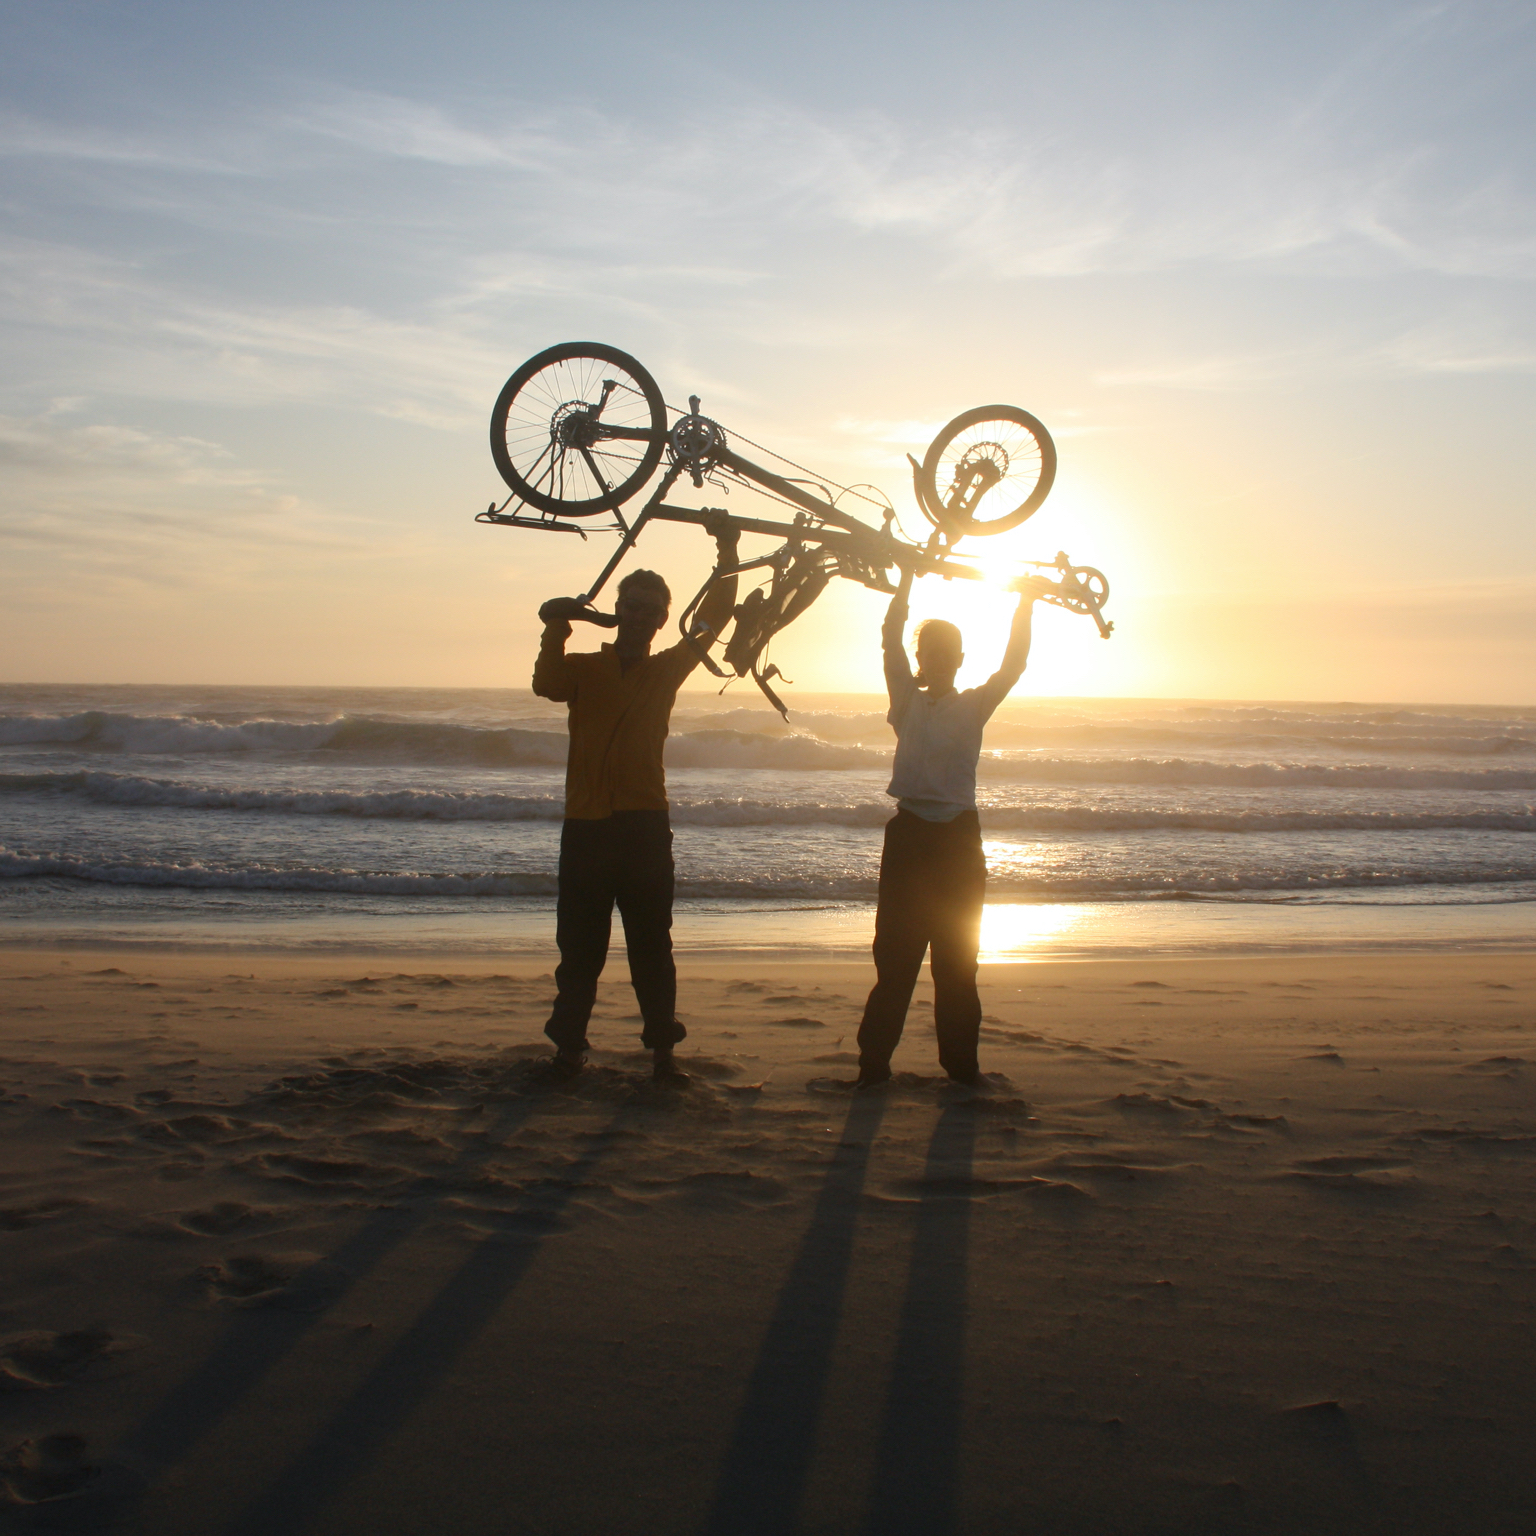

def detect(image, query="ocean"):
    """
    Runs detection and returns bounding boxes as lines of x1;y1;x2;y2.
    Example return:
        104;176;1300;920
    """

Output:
2;682;1534;960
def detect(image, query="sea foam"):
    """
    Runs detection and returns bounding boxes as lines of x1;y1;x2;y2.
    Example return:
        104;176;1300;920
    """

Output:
6;846;1536;901
4;771;1534;832
5;711;1536;787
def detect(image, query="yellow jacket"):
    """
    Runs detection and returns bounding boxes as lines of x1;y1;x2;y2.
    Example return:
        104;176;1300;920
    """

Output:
532;579;736;819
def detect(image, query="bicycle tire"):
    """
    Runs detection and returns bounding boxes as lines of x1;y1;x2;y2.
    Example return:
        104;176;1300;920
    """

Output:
918;405;1057;538
490;342;667;515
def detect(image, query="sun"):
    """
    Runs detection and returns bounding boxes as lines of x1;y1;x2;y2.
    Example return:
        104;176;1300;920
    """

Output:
903;569;1018;687
901;528;1063;688
892;472;1127;693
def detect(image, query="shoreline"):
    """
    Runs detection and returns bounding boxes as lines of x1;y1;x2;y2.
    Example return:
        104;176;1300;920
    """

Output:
6;886;1535;963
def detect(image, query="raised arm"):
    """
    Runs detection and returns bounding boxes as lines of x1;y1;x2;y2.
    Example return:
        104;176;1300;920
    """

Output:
688;516;741;653
973;577;1050;718
531;597;584;701
883;566;916;709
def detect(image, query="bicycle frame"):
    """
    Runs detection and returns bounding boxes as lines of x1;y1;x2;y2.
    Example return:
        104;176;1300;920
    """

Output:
479;453;1114;639
477;353;1114;714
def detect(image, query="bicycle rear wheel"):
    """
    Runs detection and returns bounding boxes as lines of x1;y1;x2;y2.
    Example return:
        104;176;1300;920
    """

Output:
918;405;1056;538
490;342;667;515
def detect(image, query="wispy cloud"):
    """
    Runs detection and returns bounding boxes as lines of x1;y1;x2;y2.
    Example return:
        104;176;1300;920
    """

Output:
4;82;1527;443
1380;309;1536;374
0;412;378;594
0;237;507;425
11;52;1534;288
286;88;1536;281
0;111;240;172
289;92;562;170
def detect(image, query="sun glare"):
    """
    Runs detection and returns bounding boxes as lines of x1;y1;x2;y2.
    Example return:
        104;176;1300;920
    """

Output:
891;474;1131;695
978;902;1089;961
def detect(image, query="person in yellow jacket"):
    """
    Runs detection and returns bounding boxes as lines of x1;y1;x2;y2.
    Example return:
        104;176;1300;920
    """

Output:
533;520;738;1081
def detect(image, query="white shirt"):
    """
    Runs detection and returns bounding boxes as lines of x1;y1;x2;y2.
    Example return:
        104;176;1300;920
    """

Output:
886;675;990;821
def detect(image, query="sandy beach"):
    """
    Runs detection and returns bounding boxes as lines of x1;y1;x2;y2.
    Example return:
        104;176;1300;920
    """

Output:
2;946;1533;1534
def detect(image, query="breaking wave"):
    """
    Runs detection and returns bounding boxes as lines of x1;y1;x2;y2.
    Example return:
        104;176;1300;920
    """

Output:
0;713;883;771
6;846;1536;902
4;771;1534;832
0;711;569;764
8;709;1536;787
974;758;1536;791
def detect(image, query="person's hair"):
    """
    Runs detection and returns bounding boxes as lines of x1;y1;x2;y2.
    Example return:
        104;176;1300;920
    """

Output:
617;568;671;607
914;618;963;662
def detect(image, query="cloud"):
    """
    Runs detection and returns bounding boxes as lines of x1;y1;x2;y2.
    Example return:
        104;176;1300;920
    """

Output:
0;111;236;172
1095;306;1536;392
12;48;1534;288
0;16;1530;436
289;92;560;170
0;413;381;595
1094;353;1315;392
0;412;246;482
0;236;508;426
294;67;1534;284
1380;310;1536;375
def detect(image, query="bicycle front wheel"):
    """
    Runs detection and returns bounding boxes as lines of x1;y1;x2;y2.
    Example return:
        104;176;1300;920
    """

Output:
918;405;1056;538
490;342;667;515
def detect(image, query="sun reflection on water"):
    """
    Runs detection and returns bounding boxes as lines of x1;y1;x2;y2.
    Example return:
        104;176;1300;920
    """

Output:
978;901;1089;962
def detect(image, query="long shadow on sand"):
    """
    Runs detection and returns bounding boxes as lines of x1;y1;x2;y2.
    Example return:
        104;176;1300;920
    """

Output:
216;1102;635;1536
704;1090;889;1536
863;1101;977;1536
116;1092;557;1489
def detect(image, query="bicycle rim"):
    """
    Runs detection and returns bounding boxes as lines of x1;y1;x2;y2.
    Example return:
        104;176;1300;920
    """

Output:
490;342;666;515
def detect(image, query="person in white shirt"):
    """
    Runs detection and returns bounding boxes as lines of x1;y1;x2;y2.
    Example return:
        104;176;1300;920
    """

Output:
857;569;1050;1088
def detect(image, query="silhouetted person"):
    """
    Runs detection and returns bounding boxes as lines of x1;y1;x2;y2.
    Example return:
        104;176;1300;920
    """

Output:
857;571;1049;1088
532;521;738;1081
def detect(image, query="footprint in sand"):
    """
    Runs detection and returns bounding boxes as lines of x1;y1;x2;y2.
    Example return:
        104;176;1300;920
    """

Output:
47;1098;140;1123
233;1151;413;1190
177;1201;284;1236
1285;1154;1416;1192
0;1433;145;1516
0;1433;97;1502
1039;1154;1187;1185
625;1170;791;1210
1463;1055;1525;1076
0;1330;137;1392
195;1252;350;1312
0;1198;93;1232
1114;1091;1217;1114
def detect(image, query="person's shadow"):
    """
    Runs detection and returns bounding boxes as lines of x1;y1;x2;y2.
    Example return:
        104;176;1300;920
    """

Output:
118;1091;558;1484
216;1106;632;1536
705;1090;889;1535
706;1093;978;1536
863;1100;977;1536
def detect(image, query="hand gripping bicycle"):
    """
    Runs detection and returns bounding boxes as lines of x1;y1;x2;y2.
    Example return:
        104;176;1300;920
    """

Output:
477;342;1113;713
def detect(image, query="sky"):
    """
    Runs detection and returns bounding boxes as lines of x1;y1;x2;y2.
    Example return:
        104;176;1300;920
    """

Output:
2;0;1533;702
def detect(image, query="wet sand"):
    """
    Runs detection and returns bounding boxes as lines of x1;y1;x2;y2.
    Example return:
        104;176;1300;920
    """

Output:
2;948;1534;1534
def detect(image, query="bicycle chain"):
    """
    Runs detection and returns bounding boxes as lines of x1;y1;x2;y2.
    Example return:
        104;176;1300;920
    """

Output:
662;398;892;515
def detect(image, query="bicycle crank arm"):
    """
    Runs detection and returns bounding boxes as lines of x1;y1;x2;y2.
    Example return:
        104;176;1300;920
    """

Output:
1037;589;1114;638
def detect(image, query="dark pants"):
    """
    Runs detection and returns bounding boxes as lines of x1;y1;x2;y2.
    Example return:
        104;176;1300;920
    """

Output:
857;808;985;1082
545;810;686;1055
